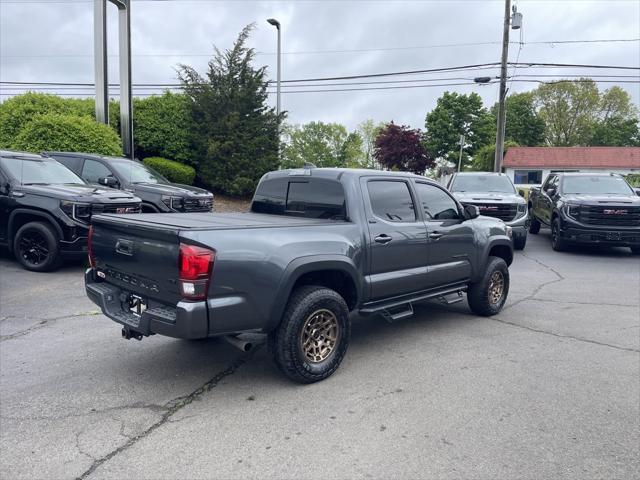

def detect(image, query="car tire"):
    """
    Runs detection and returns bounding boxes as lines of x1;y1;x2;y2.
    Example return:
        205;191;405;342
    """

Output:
13;221;61;272
551;217;567;252
630;246;640;255
513;235;527;250
529;218;541;234
269;285;350;384
467;256;509;316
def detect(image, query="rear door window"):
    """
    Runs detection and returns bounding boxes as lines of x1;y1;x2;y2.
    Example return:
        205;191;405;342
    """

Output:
367;180;416;222
82;159;114;183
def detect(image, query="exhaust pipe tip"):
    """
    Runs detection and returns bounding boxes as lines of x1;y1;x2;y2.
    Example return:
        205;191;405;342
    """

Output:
222;335;253;352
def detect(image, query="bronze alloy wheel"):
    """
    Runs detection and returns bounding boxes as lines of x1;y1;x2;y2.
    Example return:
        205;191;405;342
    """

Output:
488;271;505;306
300;309;339;363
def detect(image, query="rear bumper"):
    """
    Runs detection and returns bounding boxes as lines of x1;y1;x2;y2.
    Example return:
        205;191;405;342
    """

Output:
85;269;208;339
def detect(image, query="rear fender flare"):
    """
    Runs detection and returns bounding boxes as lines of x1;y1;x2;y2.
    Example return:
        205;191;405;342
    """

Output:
265;256;362;332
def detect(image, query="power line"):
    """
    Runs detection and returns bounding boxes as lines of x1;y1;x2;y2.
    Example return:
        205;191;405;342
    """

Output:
3;38;638;59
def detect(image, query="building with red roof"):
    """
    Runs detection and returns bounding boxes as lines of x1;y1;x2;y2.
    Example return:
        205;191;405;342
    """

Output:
503;147;640;186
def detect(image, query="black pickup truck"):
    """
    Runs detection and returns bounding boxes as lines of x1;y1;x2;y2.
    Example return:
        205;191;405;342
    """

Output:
45;152;214;213
528;172;640;253
0;150;141;271
85;168;514;383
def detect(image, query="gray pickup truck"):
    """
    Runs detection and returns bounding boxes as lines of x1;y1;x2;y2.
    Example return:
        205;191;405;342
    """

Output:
85;168;514;383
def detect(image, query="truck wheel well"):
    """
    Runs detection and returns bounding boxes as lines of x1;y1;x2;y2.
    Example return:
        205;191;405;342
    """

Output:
292;270;357;311
489;245;513;266
9;211;61;250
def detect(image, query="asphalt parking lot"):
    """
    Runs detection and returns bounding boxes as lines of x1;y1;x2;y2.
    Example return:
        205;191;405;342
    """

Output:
1;231;639;480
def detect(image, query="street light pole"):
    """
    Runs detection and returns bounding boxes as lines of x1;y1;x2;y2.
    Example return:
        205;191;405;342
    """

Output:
494;0;511;173
267;18;281;116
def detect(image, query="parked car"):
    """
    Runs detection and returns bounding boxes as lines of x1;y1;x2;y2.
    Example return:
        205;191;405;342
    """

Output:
528;172;640;253
44;152;214;213
447;172;529;250
85;167;514;383
0;150;141;271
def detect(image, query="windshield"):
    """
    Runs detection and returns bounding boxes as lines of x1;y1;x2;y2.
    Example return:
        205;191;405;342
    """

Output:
562;176;634;195
450;175;515;194
110;159;169;184
0;157;85;185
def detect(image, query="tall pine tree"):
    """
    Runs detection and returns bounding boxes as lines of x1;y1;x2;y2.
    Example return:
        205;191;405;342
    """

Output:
179;25;283;196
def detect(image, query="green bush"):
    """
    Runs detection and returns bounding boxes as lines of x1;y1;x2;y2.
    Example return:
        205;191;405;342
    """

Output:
0;93;96;148
133;93;194;164
142;157;195;185
12;114;122;156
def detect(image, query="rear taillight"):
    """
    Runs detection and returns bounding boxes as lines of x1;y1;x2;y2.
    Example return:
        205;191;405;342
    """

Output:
178;243;214;300
87;225;96;268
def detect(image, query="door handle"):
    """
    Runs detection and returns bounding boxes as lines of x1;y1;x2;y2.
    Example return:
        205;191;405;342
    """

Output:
374;234;392;244
429;232;443;240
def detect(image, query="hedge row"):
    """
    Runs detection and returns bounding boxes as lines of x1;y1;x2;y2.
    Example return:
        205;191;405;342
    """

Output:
143;157;196;185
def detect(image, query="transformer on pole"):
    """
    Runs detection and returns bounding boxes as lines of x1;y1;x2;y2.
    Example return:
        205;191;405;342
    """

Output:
93;0;134;159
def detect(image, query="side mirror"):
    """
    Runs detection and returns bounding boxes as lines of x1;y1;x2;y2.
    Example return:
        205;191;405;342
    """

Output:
0;182;9;195
546;187;556;197
98;176;119;188
634;188;640;197
518;189;525;197
463;204;480;220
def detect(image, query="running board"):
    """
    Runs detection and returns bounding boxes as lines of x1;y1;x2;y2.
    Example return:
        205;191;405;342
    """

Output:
438;291;464;305
359;283;468;315
382;303;414;323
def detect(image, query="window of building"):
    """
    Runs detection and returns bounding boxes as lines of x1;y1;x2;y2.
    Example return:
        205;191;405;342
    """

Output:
513;170;543;184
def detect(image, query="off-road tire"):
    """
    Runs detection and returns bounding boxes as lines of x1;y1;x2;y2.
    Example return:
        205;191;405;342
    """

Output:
513;235;527;250
269;285;350;384
13;221;61;272
467;256;509;316
551;217;567;252
529;218;541;234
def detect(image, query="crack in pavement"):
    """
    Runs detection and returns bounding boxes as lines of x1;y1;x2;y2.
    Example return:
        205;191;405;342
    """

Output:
495;251;639;353
525;298;638;308
502;251;565;312
0;311;100;342
75;346;261;480
488;317;640;353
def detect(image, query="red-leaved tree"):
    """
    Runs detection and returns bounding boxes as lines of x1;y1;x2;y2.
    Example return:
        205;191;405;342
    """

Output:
374;122;433;174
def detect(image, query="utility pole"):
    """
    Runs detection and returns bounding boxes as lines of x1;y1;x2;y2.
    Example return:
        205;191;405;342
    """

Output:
457;134;465;172
494;0;511;173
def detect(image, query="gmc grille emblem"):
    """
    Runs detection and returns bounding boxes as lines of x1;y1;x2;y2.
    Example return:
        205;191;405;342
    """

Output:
116;207;137;214
603;209;627;215
478;205;498;211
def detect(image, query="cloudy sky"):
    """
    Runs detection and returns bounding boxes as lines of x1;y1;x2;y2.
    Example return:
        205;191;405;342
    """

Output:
1;0;639;130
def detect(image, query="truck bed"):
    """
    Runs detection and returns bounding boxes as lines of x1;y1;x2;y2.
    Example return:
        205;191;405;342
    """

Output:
92;212;346;231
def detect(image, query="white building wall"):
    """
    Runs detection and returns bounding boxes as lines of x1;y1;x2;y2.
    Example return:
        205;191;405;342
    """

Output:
505;167;640;188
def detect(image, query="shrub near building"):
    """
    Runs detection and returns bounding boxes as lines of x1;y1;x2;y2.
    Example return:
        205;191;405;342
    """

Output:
142;156;196;185
12;113;122;156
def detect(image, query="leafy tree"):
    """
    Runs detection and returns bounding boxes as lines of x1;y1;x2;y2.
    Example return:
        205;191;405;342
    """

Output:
534;80;639;146
340;132;365;168
424;91;494;168
11;113;122;156
490;92;545;146
374;122;433;174
281;121;360;168
133;92;193;164
471;140;519;172
178;25;281;196
356;119;385;168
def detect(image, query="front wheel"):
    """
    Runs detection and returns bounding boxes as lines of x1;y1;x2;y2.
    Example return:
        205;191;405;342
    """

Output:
513;234;527;250
13;221;61;272
269;285;350;384
467;256;510;316
551;218;567;252
529;218;541;234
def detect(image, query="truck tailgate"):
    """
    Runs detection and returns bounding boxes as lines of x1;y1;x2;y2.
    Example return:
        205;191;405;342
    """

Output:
91;214;183;305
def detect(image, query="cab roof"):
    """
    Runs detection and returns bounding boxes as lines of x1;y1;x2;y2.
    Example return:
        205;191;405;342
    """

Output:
263;167;438;184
